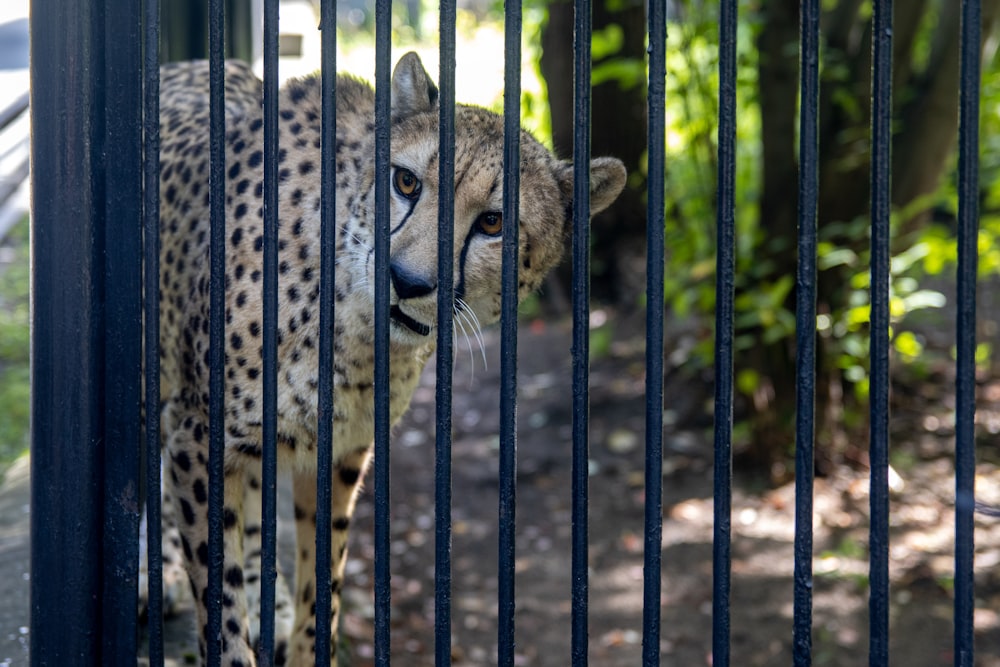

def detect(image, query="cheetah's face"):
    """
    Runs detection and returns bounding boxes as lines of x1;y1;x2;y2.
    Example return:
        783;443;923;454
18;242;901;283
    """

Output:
353;53;626;347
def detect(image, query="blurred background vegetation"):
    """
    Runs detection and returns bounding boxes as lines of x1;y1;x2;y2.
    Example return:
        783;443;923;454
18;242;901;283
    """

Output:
0;216;29;477
324;0;1000;479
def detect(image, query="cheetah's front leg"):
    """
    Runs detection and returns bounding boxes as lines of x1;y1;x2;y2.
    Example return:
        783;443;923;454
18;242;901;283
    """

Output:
290;448;372;666
165;409;256;666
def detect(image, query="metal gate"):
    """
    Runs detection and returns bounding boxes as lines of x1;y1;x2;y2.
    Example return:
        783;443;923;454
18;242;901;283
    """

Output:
28;0;985;665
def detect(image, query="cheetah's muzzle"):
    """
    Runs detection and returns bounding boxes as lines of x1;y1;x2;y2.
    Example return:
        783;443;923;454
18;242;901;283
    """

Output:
390;304;431;336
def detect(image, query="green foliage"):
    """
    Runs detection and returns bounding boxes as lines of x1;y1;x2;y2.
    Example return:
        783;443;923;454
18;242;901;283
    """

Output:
657;1;1000;418
0;216;31;472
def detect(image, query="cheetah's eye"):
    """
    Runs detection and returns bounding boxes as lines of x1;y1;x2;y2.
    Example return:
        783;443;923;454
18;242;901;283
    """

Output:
393;168;421;200
475;211;503;237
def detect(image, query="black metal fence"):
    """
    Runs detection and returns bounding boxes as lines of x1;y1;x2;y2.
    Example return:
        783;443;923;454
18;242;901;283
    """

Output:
28;0;984;666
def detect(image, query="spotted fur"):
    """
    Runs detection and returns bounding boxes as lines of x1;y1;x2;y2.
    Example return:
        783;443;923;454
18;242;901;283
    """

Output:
153;52;626;666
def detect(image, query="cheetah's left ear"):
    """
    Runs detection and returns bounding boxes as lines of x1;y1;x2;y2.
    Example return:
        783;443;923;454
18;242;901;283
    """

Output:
391;52;439;119
558;157;628;217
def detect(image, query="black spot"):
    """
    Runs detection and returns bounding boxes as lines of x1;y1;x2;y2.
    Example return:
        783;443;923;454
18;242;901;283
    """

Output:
226;618;241;636
225;566;244;587
333;516;350;531
192;479;207;504
196;541;209;566
231;333;243;350
179;498;196;525
172;450;192;472
224;507;238;529
338;468;360;487
248;150;263;168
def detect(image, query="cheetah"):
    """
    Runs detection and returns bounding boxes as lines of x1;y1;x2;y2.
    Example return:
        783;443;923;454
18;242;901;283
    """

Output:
154;51;626;666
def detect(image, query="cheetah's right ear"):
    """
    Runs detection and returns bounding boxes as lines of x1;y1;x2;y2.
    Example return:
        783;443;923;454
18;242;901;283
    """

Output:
556;157;628;218
391;52;439;119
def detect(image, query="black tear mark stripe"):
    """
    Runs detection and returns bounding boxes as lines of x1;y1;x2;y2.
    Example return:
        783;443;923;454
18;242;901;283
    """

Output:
389;196;419;236
454;223;477;302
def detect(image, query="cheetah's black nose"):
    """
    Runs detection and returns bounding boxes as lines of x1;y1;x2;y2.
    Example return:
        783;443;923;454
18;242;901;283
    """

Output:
389;261;437;300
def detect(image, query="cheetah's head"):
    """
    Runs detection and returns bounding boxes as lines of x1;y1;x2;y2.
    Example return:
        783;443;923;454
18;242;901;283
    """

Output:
361;52;626;346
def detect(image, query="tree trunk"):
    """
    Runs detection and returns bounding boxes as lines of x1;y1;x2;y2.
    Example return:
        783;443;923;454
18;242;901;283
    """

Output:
541;0;648;305
740;0;801;470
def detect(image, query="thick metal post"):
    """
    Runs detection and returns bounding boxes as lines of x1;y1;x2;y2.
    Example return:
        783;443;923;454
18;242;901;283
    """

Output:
102;0;145;660
29;0;106;661
143;0;164;661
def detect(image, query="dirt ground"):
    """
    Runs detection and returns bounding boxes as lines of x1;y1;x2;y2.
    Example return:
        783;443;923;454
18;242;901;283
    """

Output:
146;308;1000;666
333;310;1000;666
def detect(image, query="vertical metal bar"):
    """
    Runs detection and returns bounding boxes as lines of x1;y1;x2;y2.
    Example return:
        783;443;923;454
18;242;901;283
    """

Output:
642;0;666;661
315;0;338;664
103;0;144;660
259;0;280;662
29;0;104;661
498;1;522;664
143;0;164;660
954;1;981;665
570;0;592;663
793;1;820;664
713;1;738;665
436;1;457;665
207;0;227;661
868;2;893;665
373;0;392;662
